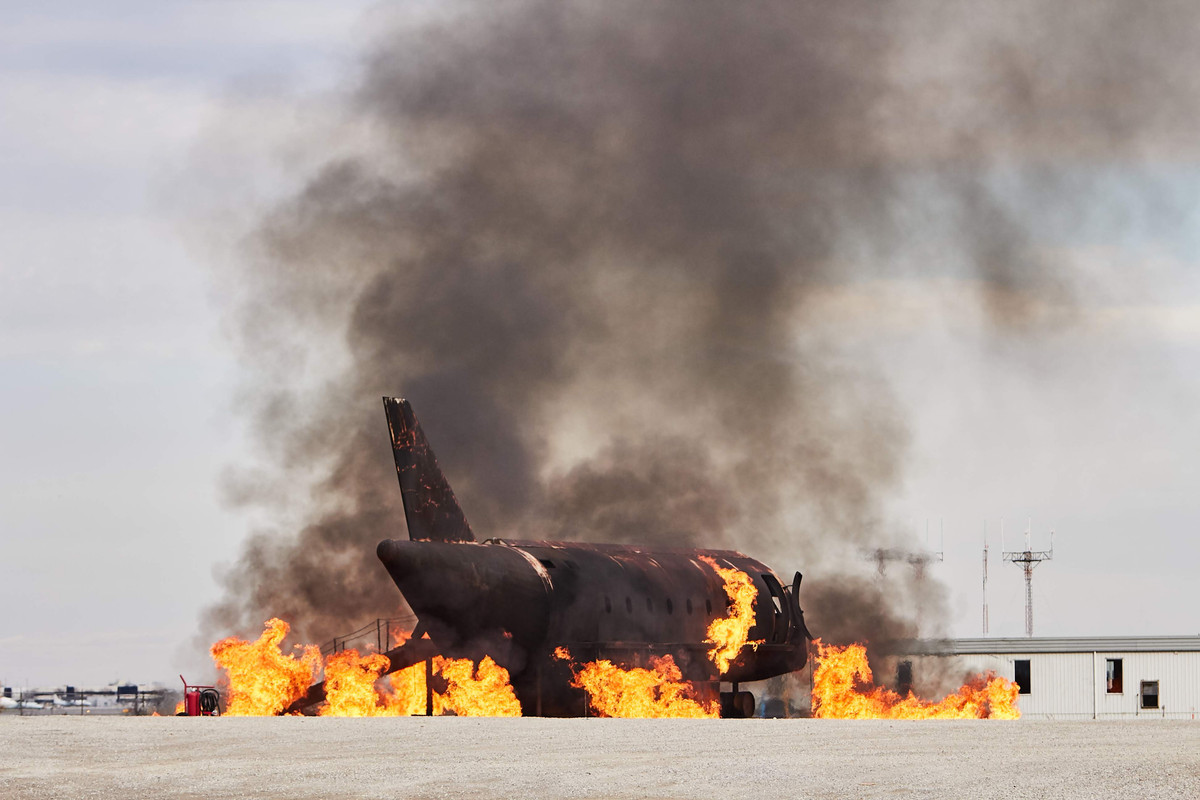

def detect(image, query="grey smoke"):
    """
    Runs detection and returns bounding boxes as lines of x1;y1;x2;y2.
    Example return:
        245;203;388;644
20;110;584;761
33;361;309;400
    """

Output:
204;0;1196;663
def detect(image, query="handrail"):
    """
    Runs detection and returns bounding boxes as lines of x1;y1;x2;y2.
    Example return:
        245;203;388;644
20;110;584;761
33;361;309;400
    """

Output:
320;617;415;656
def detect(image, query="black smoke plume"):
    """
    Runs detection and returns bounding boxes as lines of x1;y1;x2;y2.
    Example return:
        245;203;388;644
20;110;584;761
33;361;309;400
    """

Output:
204;0;1189;656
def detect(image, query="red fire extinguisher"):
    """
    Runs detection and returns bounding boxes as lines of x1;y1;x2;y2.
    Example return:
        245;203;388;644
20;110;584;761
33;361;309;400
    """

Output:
178;675;221;716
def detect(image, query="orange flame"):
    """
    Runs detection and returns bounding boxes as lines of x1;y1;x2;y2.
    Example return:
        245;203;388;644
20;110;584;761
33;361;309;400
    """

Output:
174;700;184;715
208;618;522;716
210;618;321;716
380;657;523;716
811;640;1020;719
373;625;431;716
558;647;717;718
319;650;393;717
699;556;761;672
551;561;760;717
381;662;428;716
432;656;522;717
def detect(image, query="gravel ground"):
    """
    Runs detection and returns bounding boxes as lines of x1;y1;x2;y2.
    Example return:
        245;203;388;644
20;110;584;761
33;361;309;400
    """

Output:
0;716;1196;799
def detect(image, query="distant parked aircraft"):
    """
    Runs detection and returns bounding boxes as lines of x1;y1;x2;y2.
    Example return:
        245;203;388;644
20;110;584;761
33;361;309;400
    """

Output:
0;696;43;710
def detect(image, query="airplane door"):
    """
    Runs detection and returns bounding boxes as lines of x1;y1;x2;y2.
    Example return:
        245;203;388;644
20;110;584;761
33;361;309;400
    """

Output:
760;572;792;644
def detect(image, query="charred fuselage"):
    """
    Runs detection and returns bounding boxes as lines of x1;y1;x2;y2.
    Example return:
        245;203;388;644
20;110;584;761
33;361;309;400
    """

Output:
296;398;812;717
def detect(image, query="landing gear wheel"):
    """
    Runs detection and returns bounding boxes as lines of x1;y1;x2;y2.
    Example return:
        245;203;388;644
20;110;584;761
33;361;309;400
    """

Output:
719;691;755;718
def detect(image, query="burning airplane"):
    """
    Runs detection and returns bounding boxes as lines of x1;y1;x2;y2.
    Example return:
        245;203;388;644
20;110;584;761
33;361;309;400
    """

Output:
281;397;812;717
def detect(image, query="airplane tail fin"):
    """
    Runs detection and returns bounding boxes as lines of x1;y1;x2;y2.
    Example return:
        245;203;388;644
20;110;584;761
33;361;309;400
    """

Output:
383;397;476;543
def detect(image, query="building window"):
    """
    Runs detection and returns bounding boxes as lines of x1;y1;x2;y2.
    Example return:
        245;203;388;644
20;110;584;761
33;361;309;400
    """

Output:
1014;659;1031;694
1140;681;1159;710
1105;658;1123;694
897;661;913;696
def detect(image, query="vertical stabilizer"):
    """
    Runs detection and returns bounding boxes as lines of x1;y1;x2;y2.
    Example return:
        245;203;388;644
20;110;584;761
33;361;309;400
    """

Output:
383;397;475;542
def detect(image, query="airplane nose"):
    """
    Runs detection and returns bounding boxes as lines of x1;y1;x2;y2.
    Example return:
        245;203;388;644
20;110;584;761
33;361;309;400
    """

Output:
376;539;551;649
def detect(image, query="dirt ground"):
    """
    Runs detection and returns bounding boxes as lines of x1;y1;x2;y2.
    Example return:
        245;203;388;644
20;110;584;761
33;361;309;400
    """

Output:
0;716;1196;799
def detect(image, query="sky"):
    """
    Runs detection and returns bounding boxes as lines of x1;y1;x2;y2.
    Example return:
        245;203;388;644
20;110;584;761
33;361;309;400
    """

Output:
2;1;1199;689
0;0;380;688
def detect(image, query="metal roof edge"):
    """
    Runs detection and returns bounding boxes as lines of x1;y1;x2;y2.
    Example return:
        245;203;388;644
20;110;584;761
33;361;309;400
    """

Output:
894;636;1200;655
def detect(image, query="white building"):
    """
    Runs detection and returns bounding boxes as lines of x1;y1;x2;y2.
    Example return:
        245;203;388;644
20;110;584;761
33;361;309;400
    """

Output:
905;637;1200;720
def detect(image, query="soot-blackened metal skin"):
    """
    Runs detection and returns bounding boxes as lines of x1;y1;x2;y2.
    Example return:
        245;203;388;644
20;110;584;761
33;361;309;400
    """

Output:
385;398;475;543
372;398;811;716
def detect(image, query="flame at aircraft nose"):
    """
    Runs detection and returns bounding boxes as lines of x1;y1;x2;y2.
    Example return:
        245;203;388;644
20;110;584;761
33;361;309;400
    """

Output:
700;556;762;673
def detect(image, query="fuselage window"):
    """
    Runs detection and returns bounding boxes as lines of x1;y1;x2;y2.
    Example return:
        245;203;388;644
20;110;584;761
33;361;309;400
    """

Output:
646;597;654;613
666;598;674;615
705;598;713;615
686;598;693;615
626;597;633;613
605;596;612;614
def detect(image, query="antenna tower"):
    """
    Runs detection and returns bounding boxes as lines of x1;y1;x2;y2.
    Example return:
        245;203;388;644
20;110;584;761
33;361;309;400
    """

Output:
863;519;944;579
981;523;989;636
1001;519;1054;637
